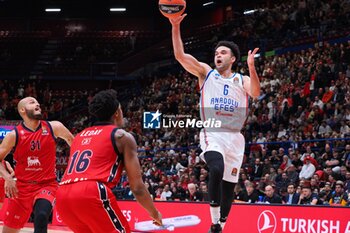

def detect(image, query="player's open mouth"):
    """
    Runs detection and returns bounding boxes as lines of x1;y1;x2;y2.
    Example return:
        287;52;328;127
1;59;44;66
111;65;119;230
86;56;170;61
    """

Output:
35;107;40;111
217;59;222;65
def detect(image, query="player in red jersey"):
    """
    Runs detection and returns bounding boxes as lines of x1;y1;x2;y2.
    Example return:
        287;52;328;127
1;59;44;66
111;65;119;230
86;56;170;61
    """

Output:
0;97;74;233
56;89;162;233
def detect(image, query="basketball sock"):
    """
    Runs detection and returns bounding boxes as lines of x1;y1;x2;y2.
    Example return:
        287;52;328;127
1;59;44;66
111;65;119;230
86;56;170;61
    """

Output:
210;206;221;224
219;217;227;229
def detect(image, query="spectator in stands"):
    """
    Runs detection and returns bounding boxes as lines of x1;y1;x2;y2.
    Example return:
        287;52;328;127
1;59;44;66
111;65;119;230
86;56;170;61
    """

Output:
169;157;185;175
329;181;348;206
344;145;350;170
187;149;200;167
286;164;299;184
340;121;350;137
186;183;203;202
318;191;331;205
122;183;135;200
269;149;281;168
300;145;315;161
338;166;348;182
263;185;282;204
239;181;259;203
321;182;333;202
291;153;303;170
276;172;290;192
299;156;316;180
326;150;341;172
256;132;267;149
279;155;292;172
298;186;319;205
261;158;272;176
233;184;243;201
268;167;278;182
179;153;189;167
160;184;172;201
251;158;264;180
282;183;300;205
154;186;164;200
200;183;210;202
344;171;350;192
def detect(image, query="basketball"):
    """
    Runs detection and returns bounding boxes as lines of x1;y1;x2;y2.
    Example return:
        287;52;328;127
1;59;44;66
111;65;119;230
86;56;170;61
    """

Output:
159;0;186;19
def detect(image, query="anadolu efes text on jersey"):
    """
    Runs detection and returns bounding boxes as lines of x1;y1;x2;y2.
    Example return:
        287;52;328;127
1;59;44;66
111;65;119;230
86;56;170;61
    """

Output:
200;70;249;132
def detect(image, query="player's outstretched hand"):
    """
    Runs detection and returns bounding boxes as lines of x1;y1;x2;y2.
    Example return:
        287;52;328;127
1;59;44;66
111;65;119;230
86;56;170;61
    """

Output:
247;48;259;67
5;177;18;198
151;210;163;226
169;14;187;26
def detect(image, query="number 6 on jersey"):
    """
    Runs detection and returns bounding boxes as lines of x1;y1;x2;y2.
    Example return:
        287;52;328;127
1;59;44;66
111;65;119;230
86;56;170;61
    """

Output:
223;84;229;95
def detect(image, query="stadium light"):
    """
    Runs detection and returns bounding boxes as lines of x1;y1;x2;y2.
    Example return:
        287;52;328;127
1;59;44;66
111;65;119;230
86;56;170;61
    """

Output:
110;8;126;12
45;8;61;12
243;9;257;15
203;1;214;7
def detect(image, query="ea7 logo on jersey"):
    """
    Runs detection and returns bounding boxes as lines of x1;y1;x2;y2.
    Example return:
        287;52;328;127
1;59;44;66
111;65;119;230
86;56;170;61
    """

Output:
27;156;41;167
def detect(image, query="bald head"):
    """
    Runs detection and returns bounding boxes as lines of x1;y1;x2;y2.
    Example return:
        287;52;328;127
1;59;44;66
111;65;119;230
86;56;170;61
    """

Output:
17;97;42;120
265;185;275;197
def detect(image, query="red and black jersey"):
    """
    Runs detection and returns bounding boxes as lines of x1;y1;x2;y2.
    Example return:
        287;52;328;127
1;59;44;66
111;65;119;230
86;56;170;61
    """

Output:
60;124;124;189
13;121;57;183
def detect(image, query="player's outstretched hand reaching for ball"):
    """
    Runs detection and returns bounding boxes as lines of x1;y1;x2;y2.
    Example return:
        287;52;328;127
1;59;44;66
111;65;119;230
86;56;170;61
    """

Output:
169;14;187;26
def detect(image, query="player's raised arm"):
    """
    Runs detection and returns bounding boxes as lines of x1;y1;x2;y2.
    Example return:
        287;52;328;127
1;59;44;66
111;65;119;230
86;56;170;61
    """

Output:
50;120;74;146
119;130;162;226
170;14;211;83
0;131;18;198
243;48;261;99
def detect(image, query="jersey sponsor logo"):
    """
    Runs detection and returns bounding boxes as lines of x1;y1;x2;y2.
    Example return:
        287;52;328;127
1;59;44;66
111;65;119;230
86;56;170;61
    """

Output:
233;77;239;84
42;126;49;136
216;111;233;117
27;156;41;167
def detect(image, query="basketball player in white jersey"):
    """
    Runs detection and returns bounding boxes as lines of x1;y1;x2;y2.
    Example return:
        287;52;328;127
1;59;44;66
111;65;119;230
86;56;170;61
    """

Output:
170;14;260;233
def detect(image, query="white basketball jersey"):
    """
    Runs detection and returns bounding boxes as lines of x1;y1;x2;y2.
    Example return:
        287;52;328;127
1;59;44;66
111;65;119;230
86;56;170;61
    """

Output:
199;69;249;132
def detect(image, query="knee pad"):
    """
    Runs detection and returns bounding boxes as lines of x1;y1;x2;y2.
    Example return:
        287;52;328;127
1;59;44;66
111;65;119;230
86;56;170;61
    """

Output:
204;151;224;176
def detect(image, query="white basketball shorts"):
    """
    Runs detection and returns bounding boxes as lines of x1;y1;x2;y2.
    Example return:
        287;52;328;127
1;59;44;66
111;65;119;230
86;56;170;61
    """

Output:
199;129;245;183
